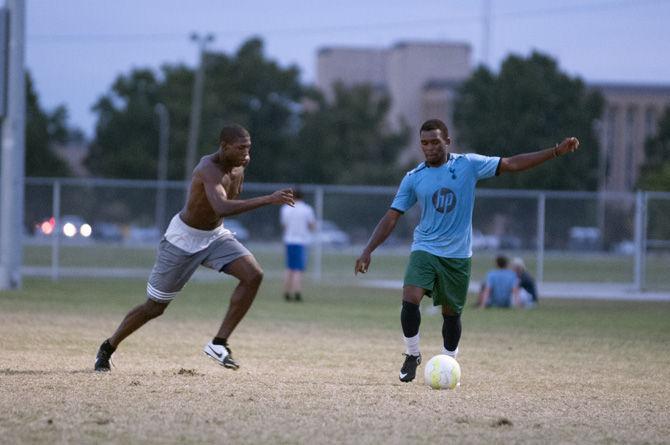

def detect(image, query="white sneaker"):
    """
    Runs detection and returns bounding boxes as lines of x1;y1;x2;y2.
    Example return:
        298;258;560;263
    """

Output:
203;341;240;370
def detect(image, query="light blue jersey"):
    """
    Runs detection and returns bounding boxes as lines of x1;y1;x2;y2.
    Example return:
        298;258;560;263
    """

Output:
485;269;518;307
390;153;501;258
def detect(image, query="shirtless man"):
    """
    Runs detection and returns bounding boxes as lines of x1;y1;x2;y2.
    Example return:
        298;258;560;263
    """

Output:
94;124;294;371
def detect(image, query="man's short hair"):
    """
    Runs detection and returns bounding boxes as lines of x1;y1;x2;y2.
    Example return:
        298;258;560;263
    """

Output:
219;124;249;145
496;255;508;268
420;119;449;138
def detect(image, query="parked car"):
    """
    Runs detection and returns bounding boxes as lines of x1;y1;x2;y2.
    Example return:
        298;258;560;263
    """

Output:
92;222;124;242
224;219;250;241
315;220;350;246
499;234;522;250
612;240;635;255
35;215;93;240
127;225;161;244
568;226;602;251
472;229;499;251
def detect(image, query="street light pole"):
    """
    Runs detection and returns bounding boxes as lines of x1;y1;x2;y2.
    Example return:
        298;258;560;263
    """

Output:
482;0;492;67
184;32;214;182
154;103;170;233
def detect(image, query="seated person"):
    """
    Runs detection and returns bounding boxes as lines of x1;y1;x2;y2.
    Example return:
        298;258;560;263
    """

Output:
511;257;538;307
479;255;519;308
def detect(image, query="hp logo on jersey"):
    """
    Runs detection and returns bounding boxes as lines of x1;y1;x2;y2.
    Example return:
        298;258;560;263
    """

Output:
432;188;457;213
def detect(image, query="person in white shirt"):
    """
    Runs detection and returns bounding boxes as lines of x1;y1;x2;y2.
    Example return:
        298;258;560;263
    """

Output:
280;188;316;301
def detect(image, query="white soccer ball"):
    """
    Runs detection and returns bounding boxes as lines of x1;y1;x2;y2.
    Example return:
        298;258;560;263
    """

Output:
424;354;461;389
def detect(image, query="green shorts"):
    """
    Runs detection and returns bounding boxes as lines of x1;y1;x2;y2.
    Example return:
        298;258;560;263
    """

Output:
403;250;472;313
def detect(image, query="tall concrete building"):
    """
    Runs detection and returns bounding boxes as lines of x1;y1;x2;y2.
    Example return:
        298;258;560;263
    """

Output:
316;47;388;102
594;83;670;192
316;41;670;191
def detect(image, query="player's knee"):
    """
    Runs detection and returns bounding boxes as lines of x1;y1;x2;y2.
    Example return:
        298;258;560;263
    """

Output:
144;300;168;319
243;267;264;287
442;305;458;316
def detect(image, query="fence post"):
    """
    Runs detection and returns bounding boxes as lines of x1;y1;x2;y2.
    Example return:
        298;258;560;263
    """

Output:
536;192;545;285
51;180;61;281
633;191;647;291
312;186;324;282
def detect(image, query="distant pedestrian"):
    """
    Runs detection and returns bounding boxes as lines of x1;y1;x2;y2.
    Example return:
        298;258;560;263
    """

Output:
280;188;316;302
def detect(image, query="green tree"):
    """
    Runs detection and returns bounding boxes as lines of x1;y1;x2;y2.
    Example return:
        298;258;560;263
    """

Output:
288;83;410;185
637;107;670;191
85;37;303;181
453;51;604;190
86;69;160;179
25;73;72;177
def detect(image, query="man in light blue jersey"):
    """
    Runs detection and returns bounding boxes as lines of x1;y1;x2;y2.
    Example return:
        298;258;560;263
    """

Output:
355;118;580;382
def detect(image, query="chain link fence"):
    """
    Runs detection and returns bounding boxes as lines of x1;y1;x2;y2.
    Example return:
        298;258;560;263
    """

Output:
23;177;670;291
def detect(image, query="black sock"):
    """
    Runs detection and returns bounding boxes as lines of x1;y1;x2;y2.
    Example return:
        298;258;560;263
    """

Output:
401;301;421;338
102;339;116;354
284;292;291;300
213;337;228;346
442;314;461;352
294;292;302;301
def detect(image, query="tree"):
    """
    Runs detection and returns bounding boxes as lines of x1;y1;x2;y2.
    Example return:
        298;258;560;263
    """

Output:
25;73;72;177
85;37;304;181
287;83;410;185
637;107;670;191
453;51;604;190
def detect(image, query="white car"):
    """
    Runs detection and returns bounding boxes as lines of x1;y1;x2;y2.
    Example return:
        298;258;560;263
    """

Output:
315;220;350;246
225;219;250;241
471;229;499;251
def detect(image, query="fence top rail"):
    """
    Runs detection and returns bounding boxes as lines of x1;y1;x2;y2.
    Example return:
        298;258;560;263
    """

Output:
24;177;670;200
26;177;188;189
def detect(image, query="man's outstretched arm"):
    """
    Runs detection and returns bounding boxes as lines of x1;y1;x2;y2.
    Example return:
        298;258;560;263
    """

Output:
355;209;402;275
498;137;580;174
204;181;294;217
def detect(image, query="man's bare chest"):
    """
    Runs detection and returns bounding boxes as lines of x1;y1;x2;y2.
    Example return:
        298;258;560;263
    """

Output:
220;174;243;199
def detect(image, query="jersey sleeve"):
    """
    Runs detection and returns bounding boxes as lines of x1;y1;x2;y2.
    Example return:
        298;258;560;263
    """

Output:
466;153;502;180
390;173;416;213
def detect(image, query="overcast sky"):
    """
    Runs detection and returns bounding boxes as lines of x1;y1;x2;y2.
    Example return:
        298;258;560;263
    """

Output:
16;0;670;137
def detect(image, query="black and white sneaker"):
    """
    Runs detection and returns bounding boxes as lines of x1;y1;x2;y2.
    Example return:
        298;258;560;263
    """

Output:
399;353;421;382
94;339;115;372
203;341;240;370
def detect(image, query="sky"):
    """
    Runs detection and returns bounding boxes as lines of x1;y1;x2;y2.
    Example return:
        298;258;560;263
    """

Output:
16;0;670;137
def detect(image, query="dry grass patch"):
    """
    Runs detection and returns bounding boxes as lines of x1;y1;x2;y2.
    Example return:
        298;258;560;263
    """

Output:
1;279;669;444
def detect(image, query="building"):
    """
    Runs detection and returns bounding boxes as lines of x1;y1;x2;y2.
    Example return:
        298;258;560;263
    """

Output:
316;41;472;162
315;41;670;191
594;83;670;192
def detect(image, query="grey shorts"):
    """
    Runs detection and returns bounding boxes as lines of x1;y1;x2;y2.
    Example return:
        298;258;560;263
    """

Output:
146;236;252;302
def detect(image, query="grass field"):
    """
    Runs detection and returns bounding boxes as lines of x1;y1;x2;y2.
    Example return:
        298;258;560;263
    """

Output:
22;243;670;288
1;276;669;444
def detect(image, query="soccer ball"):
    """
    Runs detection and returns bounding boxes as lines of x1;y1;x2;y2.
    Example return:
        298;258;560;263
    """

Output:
424;354;461;389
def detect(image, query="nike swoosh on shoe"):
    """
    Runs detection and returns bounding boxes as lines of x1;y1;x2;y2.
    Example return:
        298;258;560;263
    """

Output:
208;346;223;358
